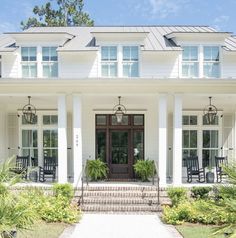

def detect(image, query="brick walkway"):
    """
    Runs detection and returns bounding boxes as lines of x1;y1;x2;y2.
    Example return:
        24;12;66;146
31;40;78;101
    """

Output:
67;214;182;238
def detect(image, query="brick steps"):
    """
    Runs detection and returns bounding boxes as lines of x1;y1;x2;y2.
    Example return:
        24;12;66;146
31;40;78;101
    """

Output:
77;185;171;213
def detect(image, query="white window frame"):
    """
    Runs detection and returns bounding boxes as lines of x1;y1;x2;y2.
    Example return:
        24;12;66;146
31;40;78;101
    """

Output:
100;46;118;77
42;46;58;78
181;46;199;78
99;44;140;78
182;111;222;168
19;111;58;167
21;46;37;78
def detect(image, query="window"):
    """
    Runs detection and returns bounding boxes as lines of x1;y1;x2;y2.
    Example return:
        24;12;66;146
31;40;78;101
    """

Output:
203;46;220;78
43;129;58;159
183;115;197;126
123;46;139;77
43;115;58;125
21;47;37;78
22;129;38;159
182;46;199;77
101;46;117;77
42;47;58;77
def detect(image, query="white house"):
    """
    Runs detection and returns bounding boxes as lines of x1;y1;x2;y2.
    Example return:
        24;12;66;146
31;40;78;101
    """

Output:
0;25;236;186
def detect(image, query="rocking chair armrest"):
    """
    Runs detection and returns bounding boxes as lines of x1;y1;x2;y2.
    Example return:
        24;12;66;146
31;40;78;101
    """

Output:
199;167;205;173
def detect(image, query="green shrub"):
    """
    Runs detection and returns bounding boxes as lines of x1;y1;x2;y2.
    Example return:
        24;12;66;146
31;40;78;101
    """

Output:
86;159;108;181
191;186;212;200
217;185;236;200
133;160;155;182
53;183;74;201
167;187;187;207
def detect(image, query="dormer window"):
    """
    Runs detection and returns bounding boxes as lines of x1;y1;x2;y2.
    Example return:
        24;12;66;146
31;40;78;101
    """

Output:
203;46;220;78
101;46;117;77
182;46;199;78
122;46;139;77
21;47;37;78
42;47;58;78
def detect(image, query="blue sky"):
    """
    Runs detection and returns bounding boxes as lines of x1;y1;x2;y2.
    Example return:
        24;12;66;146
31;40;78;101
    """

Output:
0;0;235;34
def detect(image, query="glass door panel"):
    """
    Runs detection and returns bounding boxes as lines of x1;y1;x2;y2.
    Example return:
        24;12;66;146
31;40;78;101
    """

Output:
21;129;38;159
133;131;144;162
96;130;106;163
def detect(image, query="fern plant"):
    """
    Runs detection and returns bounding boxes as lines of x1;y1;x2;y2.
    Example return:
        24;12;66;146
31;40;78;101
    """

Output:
86;159;108;181
133;160;155;182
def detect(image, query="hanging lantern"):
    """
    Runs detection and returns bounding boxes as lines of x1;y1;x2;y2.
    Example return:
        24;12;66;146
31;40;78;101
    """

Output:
22;96;37;124
203;96;218;124
113;96;127;123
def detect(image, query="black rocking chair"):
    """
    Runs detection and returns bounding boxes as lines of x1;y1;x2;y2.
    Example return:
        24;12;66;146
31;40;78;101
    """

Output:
39;156;57;182
215;156;228;183
186;156;205;183
10;155;29;179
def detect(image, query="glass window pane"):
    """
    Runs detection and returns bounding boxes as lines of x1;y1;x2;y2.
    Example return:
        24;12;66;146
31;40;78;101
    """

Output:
190;116;197;125
123;46;130;61
111;115;128;125
22;130;30;147
203;115;219;125
43;115;50;125
183;130;189;148
30;64;37;77
110;47;117;61
42;47;49;61
96;115;107;125
43;130;50;147
212;47;219;61
131;62;138;77
190;47;198;61
51;62;58;77
51;115;58;124
190;130;197;148
204;63;219;78
204;47;212;61
133;131;144;162
33;130;38;147
43;65;50;77
22;65;29;77
131;46;138;61
21;47;28;61
96;131;106;162
101;47;109;61
183;116;189;125
134;115;144;126
123;64;129;77
102;64;109;77
50;47;58;61
109;63;117;77
210;130;218;148
203;130;210;148
22;115;37;125
51;130;58;147
29;47;37;61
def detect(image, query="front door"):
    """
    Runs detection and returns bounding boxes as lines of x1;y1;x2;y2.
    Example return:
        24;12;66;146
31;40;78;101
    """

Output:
95;114;144;180
109;130;131;179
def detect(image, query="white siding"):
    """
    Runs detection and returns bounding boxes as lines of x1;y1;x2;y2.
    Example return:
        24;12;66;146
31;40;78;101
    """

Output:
141;53;179;78
2;54;19;78
222;54;236;78
59;53;98;78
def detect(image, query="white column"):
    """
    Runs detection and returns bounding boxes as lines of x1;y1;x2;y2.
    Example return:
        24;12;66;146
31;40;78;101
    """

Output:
73;95;82;186
158;94;167;185
173;94;183;186
58;95;68;183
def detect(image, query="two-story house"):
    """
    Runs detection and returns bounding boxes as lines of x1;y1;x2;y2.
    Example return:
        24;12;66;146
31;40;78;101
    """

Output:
0;25;236;185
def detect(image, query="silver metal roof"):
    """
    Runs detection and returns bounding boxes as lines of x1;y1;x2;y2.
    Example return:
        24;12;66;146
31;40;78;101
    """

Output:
0;25;236;52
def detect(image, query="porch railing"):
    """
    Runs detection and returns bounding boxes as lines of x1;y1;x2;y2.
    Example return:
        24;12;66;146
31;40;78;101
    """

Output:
74;162;88;206
152;161;160;205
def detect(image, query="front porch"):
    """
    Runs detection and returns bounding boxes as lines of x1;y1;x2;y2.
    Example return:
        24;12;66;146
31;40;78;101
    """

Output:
0;92;235;186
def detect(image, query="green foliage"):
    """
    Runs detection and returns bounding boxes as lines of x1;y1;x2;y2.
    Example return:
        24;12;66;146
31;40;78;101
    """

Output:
0;193;37;235
167;187;187;207
217;185;236;200
53;183;73;201
20;188;80;224
133;160;155;182
86;159;108;181
21;0;94;30
191;186;212;200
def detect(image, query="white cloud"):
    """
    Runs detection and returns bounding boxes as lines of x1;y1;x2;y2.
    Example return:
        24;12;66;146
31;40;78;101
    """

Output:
0;22;18;33
148;0;189;18
213;15;230;31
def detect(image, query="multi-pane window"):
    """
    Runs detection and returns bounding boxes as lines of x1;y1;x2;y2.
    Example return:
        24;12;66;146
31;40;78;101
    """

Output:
203;46;220;78
123;46;139;77
182;46;199;77
182;130;198;166
42;47;58;77
101;46;117;77
21;129;38;159
21;47;37;78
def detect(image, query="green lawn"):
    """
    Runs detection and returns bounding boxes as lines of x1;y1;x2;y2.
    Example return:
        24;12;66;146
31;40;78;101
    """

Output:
176;224;225;238
18;221;69;238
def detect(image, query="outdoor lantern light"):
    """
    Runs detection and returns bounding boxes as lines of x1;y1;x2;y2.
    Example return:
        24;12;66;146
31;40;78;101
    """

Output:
203;96;218;124
22;96;37;124
113;96;127;123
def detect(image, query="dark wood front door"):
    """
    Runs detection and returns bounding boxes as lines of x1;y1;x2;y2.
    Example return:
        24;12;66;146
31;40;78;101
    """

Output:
109;130;131;179
95;114;144;180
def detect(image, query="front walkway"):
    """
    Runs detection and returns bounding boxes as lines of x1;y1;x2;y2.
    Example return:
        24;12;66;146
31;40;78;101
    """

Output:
68;214;182;238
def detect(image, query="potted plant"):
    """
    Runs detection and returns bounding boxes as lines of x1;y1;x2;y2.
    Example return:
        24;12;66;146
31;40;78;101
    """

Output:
86;159;108;181
133;159;155;182
206;166;215;183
